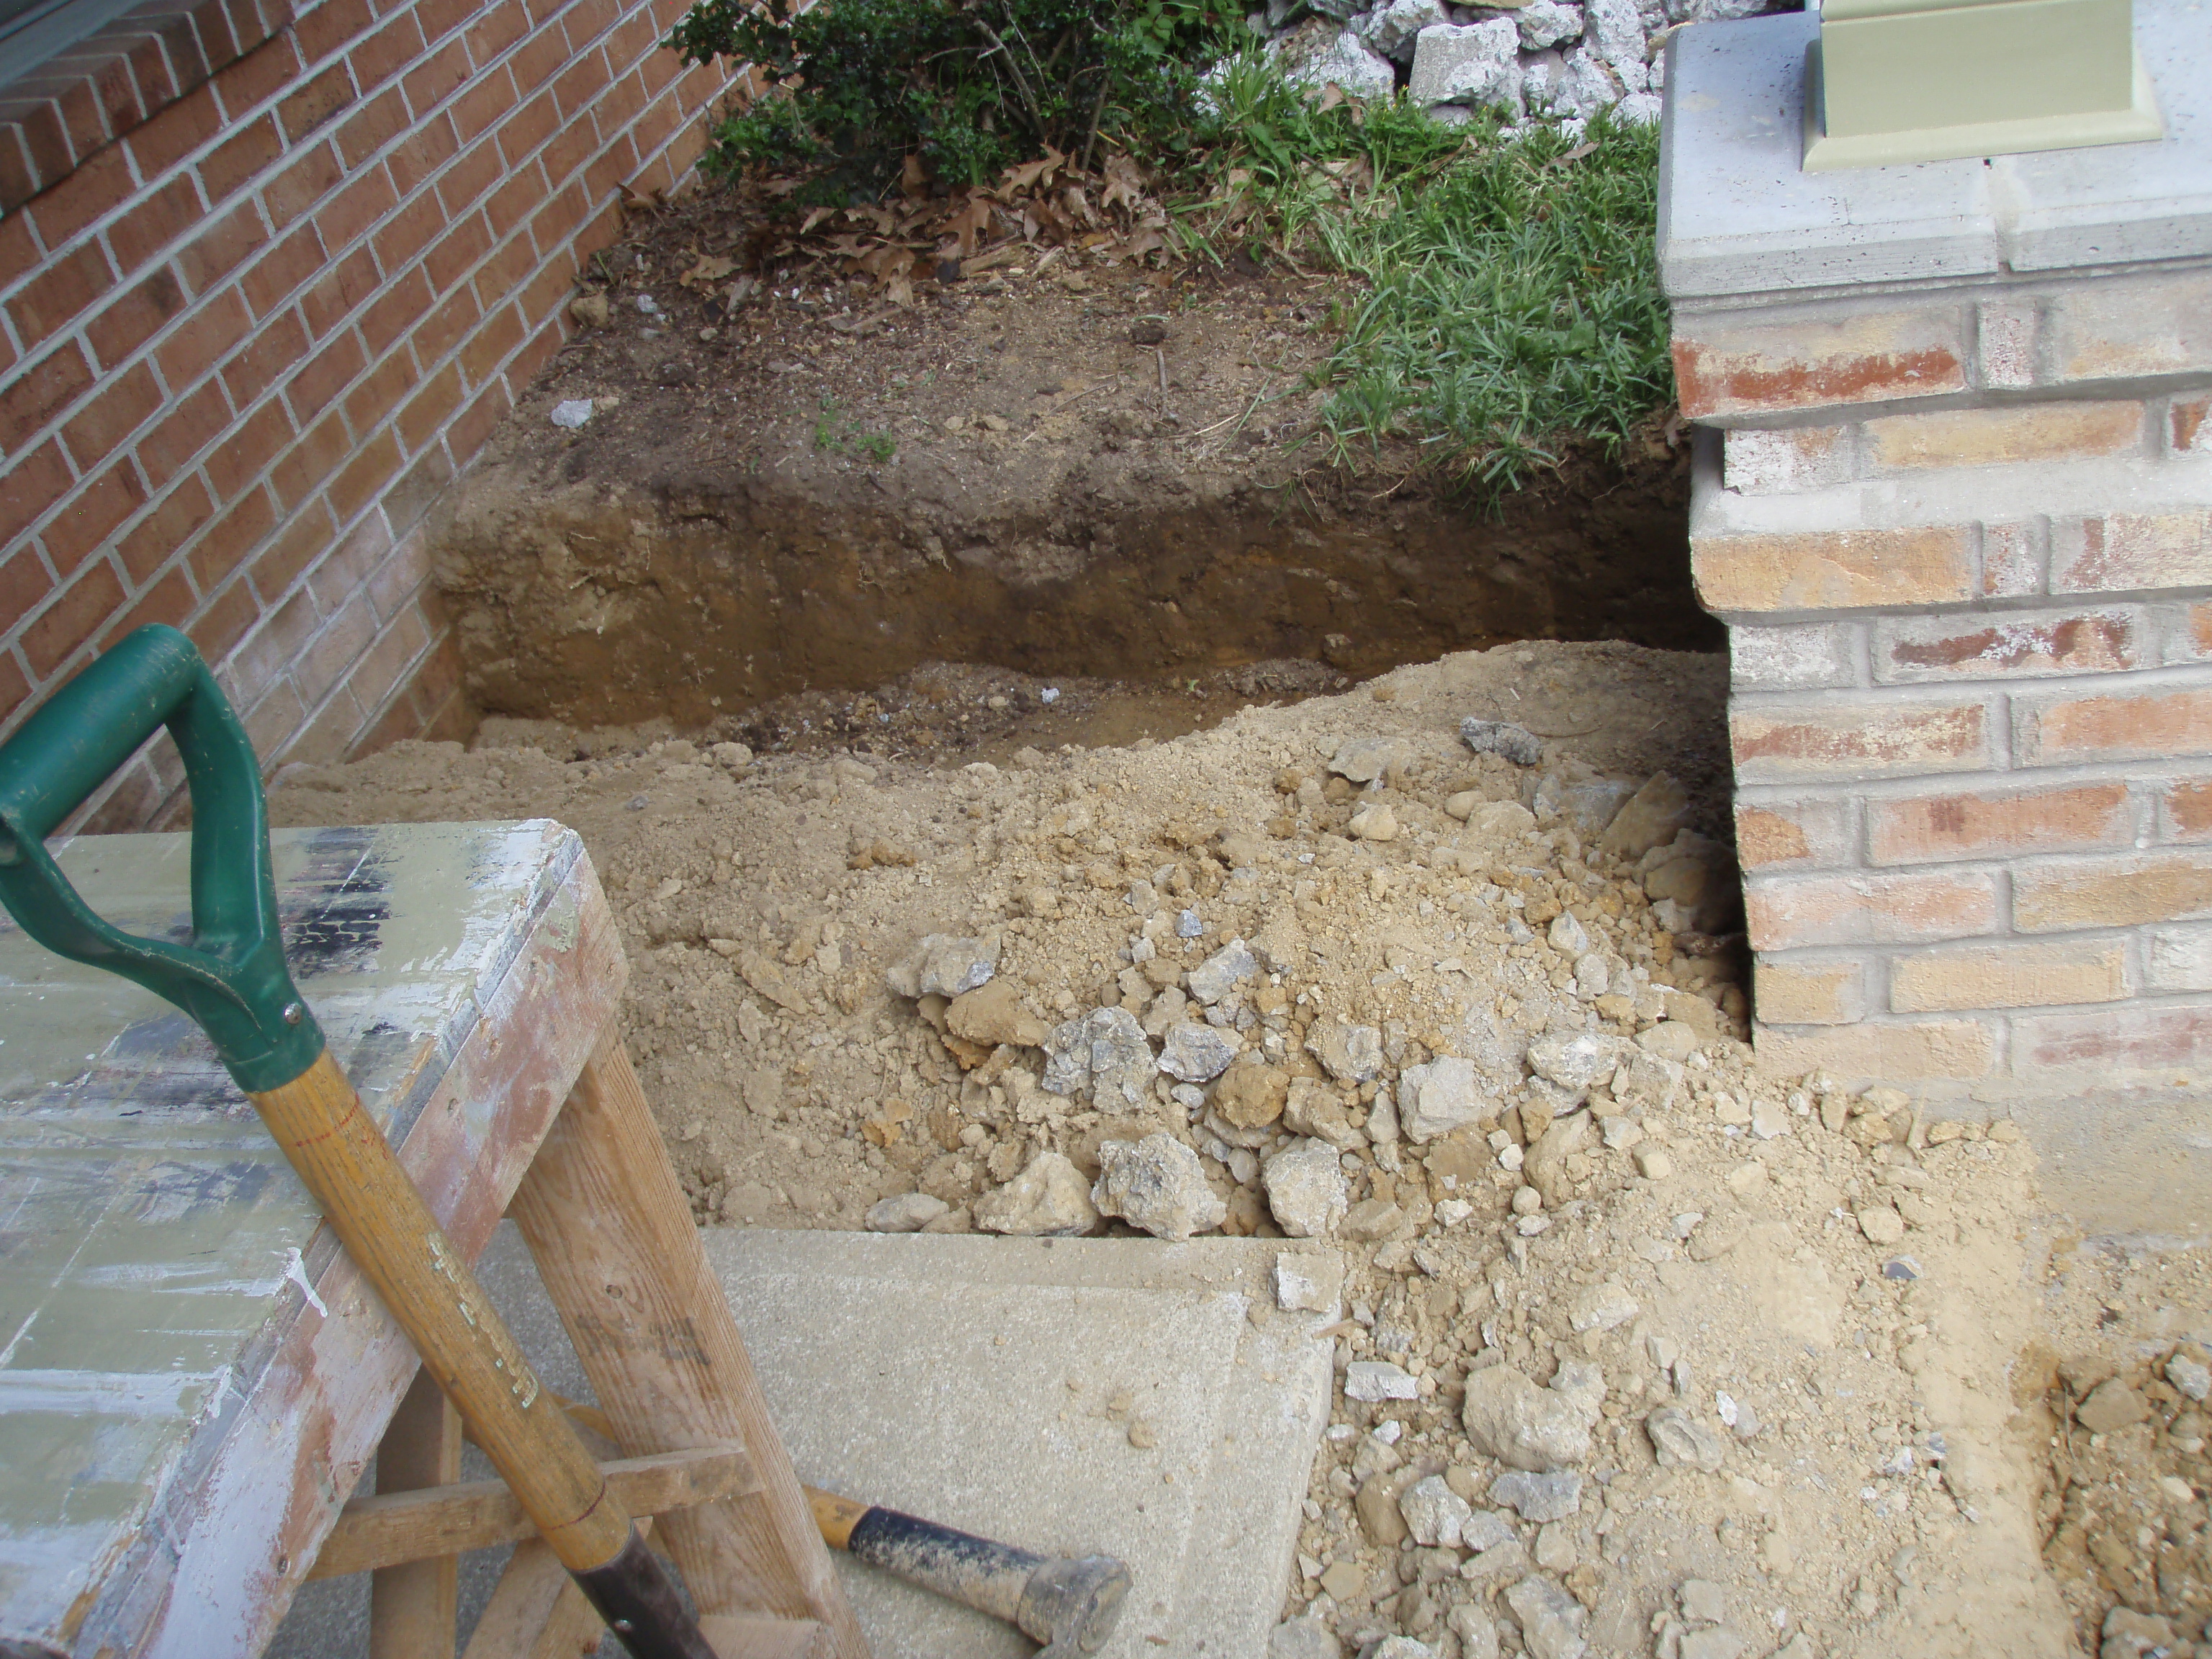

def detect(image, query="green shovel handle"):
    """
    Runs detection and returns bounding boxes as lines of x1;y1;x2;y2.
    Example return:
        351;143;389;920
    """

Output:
0;624;322;1092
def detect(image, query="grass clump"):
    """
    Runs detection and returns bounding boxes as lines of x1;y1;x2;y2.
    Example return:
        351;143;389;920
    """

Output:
668;0;1241;204
1189;60;1671;489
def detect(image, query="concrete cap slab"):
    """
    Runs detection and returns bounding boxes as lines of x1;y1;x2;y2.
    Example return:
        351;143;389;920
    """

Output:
1659;0;2212;300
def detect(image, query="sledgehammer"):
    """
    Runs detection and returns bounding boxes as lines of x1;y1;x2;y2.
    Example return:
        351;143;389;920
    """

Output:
807;1488;1130;1658
554;1395;1130;1655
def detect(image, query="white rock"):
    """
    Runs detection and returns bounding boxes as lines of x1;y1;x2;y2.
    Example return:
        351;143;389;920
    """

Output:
1506;1574;1588;1659
2167;1352;2212;1402
1359;0;1447;58
1462;1509;1517;1554
1091;1133;1226;1241
1041;1006;1155;1105
1348;801;1399;842
1400;1474;1473;1546
1398;1055;1488;1143
974;1151;1100;1236
1615;89;1663;124
1528;1032;1629;1092
1679;1578;1728;1624
1369;1639;1436;1659
1408;19;1521;110
1550;1357;1606;1422
1547;910;1590;955
1274;1250;1344;1313
1346;1359;1421;1403
1470;799;1539;838
1158;1021;1239;1082
1750;1096;1790;1139
1461;1366;1592;1471
1568;1279;1638;1334
1188;938;1260;1004
1581;0;1647;88
884;932;999;998
1534;42;1618;117
865;1192;949;1233
1286;27;1398;98
1636;1020;1701;1064
1264;1139;1351;1238
1490;1469;1583;1522
1679;1632;1748;1659
1516;0;1581;46
1599;773;1688;857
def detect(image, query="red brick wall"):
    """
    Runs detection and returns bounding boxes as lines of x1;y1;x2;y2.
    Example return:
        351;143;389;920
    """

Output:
1676;264;2212;1093
0;0;737;827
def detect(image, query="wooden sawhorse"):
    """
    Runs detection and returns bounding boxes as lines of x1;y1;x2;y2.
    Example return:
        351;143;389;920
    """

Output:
0;820;863;1659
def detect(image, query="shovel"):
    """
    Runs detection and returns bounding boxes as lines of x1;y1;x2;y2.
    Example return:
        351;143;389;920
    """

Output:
0;625;720;1659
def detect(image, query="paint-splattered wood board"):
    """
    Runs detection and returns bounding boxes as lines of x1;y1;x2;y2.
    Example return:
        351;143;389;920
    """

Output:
0;819;626;1659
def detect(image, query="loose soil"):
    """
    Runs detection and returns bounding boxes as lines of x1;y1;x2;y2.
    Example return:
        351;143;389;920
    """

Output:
264;639;2206;1659
430;186;1715;734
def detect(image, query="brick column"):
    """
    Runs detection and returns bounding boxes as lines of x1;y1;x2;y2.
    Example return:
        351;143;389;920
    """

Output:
1660;2;2212;1097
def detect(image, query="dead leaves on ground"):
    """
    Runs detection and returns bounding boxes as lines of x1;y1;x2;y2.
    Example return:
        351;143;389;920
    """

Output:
732;146;1174;306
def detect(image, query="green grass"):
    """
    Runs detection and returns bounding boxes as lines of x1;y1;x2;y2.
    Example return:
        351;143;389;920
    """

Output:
813;397;899;462
1185;58;1673;492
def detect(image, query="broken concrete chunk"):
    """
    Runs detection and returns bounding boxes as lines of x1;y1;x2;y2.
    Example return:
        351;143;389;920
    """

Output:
1187;938;1261;1004
1345;1359;1421;1403
1305;1018;1383;1083
1504;1574;1588;1659
1645;1406;1727;1470
1269;1617;1343;1659
1157;1021;1240;1082
885;932;999;999
1326;737;1409;783
1398;1055;1489;1143
1461;1366;1592;1471
1527;1032;1630;1092
1284;1076;1359;1147
944;979;1048;1048
1460;716;1544;767
1600;772;1691;858
1400;1474;1473;1547
1274;1249;1344;1313
1091;1133;1226;1241
863;1192;948;1233
974;1151;1100;1236
1041;1006;1155;1106
1489;1469;1582;1523
1568;1279;1638;1334
1264;1139;1349;1238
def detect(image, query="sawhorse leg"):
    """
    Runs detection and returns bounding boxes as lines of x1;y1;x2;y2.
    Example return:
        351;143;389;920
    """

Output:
508;1025;868;1658
371;1367;464;1659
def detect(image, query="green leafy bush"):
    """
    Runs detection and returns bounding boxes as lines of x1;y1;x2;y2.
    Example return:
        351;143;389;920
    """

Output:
669;0;1241;203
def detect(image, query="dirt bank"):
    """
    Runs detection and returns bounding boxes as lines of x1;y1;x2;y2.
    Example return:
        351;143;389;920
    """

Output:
429;203;1716;731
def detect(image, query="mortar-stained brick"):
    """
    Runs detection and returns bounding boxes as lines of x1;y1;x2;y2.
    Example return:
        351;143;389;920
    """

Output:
2167;781;2212;842
2015;684;2212;766
1735;798;1852;870
1732;700;1987;783
1729;624;1856;692
2046;271;2212;382
2054;511;2212;593
1980;521;2041;598
1890;939;2127;1012
1869;783;2130;866
1976;300;2038;389
1863;400;2142;472
1746;869;1996;950
2149;928;2212;994
1673;305;1967;420
1754;1017;1994;1082
2014;853;2212;932
1696;526;1973;613
1755;958;1864;1024
2172;395;2210;455
2013;1002;2212;1077
1874;608;2135;683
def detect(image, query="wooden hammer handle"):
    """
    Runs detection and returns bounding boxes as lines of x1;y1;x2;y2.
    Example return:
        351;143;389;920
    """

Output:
251;1049;636;1576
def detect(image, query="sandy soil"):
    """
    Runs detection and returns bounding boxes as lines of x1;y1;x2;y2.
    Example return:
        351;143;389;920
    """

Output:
258;637;2212;1659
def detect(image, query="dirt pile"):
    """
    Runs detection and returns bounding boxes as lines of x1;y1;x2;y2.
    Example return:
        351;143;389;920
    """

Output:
270;639;2097;1659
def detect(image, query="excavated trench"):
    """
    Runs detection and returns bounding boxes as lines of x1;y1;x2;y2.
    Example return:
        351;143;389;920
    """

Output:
434;441;1717;736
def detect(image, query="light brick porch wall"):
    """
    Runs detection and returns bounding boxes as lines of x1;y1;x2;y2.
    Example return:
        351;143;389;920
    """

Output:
0;0;743;829
1660;7;2212;1097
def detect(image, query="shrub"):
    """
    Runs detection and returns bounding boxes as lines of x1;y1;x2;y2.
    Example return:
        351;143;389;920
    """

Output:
669;0;1241;203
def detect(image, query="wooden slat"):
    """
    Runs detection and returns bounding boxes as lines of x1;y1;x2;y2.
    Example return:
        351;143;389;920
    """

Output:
310;1446;761;1578
370;1367;464;1659
509;1029;868;1655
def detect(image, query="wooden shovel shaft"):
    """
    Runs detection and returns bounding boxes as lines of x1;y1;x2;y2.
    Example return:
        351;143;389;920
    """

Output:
249;1048;634;1575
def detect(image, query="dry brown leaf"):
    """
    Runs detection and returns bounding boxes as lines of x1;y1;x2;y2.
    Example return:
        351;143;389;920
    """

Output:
678;252;738;289
1315;82;1344;114
886;273;914;307
800;205;835;234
